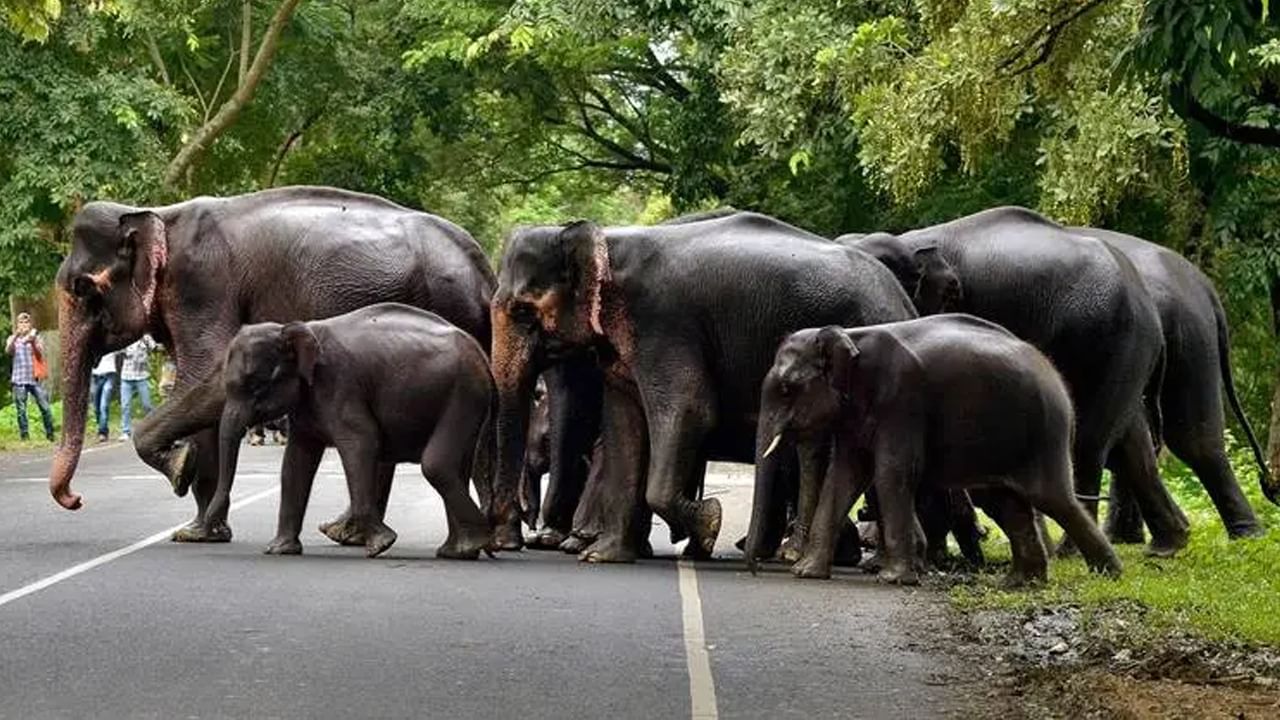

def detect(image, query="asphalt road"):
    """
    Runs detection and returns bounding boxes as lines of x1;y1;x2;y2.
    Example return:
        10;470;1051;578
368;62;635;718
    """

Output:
0;443;966;719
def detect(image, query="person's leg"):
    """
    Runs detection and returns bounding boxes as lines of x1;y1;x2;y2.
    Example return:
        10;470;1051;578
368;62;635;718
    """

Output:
90;375;106;437
98;375;114;439
120;379;135;437
137;380;153;415
13;384;30;440
31;383;55;440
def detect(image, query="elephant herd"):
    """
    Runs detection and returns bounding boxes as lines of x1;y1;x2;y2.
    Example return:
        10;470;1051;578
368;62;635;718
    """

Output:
45;186;1278;586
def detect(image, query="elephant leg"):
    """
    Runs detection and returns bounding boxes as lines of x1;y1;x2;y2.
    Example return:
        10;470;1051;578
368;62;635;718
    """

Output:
793;439;865;580
869;452;925;585
320;462;394;547
567;438;606;551
334;431;396;559
1164;425;1262;539
540;360;602;543
1102;466;1146;544
980;488;1047;588
947;490;986;567
171;429;231;543
780;439;825;563
1109;417;1189;557
265;436;325;555
422;408;492;561
580;378;649;563
135;374;227;500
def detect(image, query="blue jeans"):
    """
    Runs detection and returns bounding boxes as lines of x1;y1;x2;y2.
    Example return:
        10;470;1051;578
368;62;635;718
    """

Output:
12;383;54;440
90;373;115;437
120;378;152;436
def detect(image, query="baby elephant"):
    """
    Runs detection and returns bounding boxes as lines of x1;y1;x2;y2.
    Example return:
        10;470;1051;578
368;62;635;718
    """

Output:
206;303;494;560
747;314;1122;586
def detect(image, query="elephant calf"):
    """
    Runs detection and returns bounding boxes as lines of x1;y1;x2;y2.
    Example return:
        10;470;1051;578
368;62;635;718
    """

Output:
207;303;495;560
748;314;1122;586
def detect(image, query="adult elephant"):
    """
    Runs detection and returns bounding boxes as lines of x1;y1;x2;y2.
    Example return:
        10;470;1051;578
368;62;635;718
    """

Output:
49;186;495;544
489;211;917;561
1079;228;1277;539
841;206;1190;556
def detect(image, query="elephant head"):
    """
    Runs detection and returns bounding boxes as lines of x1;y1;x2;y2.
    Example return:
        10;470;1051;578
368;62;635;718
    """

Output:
49;203;169;510
746;326;859;572
209;322;318;525
490;220;609;543
845;234;962;315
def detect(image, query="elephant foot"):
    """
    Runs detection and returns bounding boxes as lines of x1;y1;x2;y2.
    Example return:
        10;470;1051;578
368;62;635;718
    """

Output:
1226;521;1266;540
171;519;232;543
264;535;303;555
526;527;568;550
167;443;199;498
319;514;366;546
1054;536;1080;558
579;534;637;564
690;498;722;558
493;518;524;552
560;534;591;554
437;527;489;560
790;553;832;580
876;564;920;586
637;537;654;559
1144;529;1189;559
364;523;399;558
1000;569;1046;590
778;530;806;564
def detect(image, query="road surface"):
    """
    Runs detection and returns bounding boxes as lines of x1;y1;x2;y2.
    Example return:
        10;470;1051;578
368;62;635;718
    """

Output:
0;443;967;719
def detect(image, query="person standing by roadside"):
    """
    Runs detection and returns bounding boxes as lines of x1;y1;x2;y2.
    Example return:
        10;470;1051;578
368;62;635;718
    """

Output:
119;335;157;441
90;350;119;443
5;312;55;442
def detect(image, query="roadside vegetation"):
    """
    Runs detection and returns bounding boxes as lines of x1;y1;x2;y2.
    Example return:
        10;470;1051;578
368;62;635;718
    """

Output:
953;435;1280;647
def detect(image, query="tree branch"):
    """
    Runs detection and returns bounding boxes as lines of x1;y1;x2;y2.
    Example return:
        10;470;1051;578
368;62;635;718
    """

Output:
163;0;304;190
145;34;171;85
205;32;239;125
1170;82;1280;148
997;0;1110;76
239;0;252;86
263;108;323;187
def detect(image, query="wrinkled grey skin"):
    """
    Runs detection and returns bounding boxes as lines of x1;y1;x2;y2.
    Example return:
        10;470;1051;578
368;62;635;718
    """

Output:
212;304;494;560
50;186;494;547
1076;228;1277;541
749;315;1122;586
842;207;1189;558
519;376;551;529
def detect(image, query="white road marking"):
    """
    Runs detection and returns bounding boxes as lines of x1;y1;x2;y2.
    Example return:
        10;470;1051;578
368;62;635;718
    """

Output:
677;559;719;719
0;485;280;610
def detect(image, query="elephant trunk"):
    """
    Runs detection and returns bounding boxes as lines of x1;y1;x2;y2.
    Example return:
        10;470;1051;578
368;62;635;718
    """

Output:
48;292;92;511
746;412;787;575
490;305;537;546
209;403;250;527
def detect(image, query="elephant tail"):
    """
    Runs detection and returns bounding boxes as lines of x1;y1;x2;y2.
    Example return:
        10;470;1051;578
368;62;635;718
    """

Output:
1144;341;1165;456
1212;294;1274;503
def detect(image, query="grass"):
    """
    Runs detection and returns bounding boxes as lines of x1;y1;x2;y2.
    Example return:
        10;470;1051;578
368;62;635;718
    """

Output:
951;432;1280;646
0;388;160;451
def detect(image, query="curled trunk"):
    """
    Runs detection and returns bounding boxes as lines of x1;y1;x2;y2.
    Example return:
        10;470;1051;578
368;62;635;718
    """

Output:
48;293;91;510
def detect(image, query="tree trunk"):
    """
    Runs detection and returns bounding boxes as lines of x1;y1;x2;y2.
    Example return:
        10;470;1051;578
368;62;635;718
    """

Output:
239;0;252;85
162;0;304;190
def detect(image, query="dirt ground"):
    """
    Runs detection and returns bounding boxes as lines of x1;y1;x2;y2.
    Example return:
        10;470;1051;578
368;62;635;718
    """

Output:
933;600;1280;719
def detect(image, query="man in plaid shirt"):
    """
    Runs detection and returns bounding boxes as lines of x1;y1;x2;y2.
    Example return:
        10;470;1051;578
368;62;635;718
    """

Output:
6;312;55;442
118;335;157;441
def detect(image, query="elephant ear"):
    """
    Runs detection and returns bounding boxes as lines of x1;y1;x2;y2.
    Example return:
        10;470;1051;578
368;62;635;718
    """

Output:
558;220;602;291
280;322;320;386
816;325;860;395
912;247;962;314
116;211;168;311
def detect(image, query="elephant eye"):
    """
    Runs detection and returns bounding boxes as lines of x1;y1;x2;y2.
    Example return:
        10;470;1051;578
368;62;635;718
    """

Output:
511;302;538;327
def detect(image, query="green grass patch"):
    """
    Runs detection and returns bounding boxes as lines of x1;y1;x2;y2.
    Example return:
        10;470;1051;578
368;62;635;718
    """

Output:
952;432;1280;646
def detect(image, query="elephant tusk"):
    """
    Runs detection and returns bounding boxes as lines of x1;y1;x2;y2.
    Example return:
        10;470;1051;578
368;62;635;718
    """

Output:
762;434;782;459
